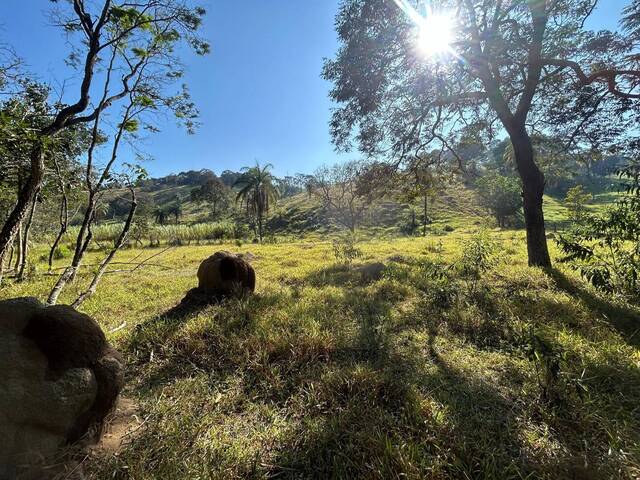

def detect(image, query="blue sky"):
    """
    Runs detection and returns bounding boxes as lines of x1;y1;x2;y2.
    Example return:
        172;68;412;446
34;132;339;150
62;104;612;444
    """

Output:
0;1;628;178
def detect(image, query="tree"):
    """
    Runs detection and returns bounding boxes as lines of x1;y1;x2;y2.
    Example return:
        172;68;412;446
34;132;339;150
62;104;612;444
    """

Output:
191;177;231;218
220;170;241;188
234;162;280;242
71;164;147;308
167;201;183;224
502;135;581;195
154;207;168;225
43;0;208;304
0;81;92;280
276;176;304;198
399;155;448;236
323;0;640;267
311;160;376;232
564;185;592;224
0;0;208;272
476;172;523;228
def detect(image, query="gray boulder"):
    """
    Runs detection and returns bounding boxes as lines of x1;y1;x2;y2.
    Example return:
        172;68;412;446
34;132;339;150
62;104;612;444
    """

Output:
0;298;124;479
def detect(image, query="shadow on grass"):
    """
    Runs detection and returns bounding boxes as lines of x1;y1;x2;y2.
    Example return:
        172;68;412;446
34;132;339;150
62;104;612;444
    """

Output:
264;319;535;479
99;262;637;478
303;264;363;288
125;289;268;393
547;268;640;348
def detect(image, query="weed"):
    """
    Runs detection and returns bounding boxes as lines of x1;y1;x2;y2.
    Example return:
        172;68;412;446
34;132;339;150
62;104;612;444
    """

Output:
332;234;363;265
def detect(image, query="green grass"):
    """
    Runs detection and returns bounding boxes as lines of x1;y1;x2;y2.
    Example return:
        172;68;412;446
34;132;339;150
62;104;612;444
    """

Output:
2;228;639;479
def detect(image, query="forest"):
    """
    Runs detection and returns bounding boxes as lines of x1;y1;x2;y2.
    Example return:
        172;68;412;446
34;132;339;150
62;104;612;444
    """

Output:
1;1;639;479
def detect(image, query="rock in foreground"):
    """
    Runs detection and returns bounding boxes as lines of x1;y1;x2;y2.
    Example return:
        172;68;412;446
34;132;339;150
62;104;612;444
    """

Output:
0;298;124;479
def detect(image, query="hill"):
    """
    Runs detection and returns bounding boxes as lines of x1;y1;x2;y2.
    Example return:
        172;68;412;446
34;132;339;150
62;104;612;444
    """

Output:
101;170;620;241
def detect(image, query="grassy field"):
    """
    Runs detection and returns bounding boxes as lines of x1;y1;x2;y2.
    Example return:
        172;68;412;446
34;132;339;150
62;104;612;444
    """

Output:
2;227;639;479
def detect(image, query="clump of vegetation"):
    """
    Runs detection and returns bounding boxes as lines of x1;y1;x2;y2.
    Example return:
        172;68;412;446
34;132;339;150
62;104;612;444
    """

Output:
332;234;362;265
564;185;593;224
458;231;497;279
557;164;640;299
475;173;523;228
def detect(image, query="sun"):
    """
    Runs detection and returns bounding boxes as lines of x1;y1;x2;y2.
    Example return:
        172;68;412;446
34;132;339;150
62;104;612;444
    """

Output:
417;13;454;57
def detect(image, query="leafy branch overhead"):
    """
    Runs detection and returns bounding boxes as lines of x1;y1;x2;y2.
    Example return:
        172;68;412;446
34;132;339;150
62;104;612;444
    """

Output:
0;0;209;267
324;0;640;267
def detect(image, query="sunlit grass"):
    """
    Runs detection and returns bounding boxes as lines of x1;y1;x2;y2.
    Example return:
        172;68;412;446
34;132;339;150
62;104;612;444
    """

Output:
2;227;639;479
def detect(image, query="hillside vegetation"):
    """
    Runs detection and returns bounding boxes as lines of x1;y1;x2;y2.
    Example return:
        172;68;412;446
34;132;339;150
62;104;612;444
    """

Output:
87;173;619;247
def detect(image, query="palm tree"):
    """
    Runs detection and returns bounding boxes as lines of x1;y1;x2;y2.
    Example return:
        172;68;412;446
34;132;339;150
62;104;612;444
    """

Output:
167;202;182;224
234;162;280;242
153;207;167;225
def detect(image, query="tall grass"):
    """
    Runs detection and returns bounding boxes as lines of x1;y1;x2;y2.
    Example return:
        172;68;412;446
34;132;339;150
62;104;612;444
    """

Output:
38;221;236;248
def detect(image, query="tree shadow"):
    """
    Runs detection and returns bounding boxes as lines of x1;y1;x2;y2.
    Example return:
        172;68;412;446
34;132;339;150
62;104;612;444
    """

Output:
264;318;537;479
98;263;638;478
125;289;267;393
547;268;640;348
303;264;364;288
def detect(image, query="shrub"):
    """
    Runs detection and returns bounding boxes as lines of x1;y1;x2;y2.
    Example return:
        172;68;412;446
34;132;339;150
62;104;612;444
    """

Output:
53;245;71;260
564;185;592;224
458;231;497;296
557;163;640;299
459;231;497;279
332;234;363;265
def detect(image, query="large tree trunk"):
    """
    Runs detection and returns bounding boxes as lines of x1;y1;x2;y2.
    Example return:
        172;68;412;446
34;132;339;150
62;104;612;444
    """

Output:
510;129;552;268
0;144;45;264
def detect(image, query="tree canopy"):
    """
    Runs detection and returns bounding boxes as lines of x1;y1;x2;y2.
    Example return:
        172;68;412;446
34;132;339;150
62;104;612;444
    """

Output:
324;0;640;266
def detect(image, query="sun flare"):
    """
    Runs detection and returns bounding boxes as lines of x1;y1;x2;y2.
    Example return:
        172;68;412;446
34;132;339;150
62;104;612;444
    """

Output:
417;13;454;57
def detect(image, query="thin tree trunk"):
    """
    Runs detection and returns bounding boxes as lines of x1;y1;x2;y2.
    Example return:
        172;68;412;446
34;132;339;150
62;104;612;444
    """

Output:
48;95;136;304
510;128;551;268
49;156;71;272
72;190;137;308
49;191;69;272
5;243;14;272
18;193;38;281
14;222;23;272
47;200;96;305
0;243;12;285
423;194;428;237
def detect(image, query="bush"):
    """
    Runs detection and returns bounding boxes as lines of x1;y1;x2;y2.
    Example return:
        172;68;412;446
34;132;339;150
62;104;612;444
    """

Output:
332;234;363;265
557;163;640;299
459;231;497;279
53;245;71;260
475;173;523;227
564;185;592;224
